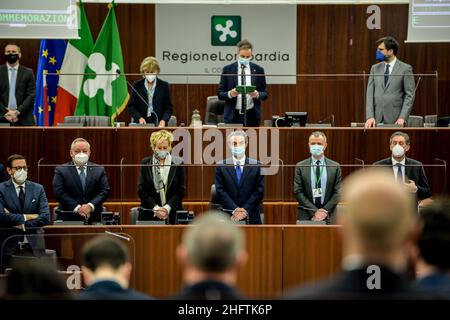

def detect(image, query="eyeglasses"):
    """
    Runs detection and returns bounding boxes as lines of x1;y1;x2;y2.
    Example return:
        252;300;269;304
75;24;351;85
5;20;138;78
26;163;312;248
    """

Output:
11;166;28;171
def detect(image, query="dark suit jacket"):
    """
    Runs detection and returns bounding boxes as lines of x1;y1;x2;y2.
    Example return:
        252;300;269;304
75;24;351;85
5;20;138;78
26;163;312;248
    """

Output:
285;265;420;300
127;77;173;124
77;280;153;300
215;157;264;224
218;62;268;124
0;180;50;258
0;64;36;126
172;280;245;300
414;272;450;299
138;155;185;223
0;164;8;183
52;161;110;222
374;157;431;200
294;157;341;223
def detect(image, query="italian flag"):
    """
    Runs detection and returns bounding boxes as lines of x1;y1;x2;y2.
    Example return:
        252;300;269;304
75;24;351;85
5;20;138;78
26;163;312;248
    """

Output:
54;1;93;125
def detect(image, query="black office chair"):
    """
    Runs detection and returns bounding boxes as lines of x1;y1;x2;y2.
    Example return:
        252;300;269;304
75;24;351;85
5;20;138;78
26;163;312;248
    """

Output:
209;184;250;225
205;96;225;125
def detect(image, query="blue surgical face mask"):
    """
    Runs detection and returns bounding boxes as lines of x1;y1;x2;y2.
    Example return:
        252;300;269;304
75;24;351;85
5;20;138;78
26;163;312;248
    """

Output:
156;150;169;159
239;58;250;66
309;144;324;157
231;146;245;158
376;50;387;62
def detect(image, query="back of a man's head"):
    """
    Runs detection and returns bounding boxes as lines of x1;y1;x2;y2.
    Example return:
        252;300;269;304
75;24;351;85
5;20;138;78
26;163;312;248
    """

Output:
82;236;129;272
183;213;246;273
340;168;416;254
418;198;450;270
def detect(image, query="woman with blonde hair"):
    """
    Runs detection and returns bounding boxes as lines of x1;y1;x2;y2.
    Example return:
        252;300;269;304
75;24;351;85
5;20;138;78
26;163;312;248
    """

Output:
138;130;185;223
127;56;173;127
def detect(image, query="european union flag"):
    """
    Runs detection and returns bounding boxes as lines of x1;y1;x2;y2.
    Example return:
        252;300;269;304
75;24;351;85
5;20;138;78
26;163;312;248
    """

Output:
34;39;67;126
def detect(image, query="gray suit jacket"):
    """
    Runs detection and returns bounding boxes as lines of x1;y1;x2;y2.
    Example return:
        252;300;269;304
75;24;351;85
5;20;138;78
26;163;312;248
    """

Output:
366;59;415;124
294;157;341;224
0;64;36;126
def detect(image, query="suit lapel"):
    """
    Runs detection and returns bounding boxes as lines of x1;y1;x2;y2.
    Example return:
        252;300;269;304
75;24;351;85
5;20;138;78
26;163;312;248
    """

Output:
7;181;21;213
85;163;95;193
153;79;161;101
166;160;176;190
1;65;9;98
302;159;313;200
385;61;399;90
404;158;413;180
69;162;84;193
224;158;238;186
240;158;251;185
23;181;33;214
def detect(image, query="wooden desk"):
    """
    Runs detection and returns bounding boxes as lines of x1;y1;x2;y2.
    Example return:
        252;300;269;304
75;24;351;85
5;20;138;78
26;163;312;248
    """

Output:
44;225;342;299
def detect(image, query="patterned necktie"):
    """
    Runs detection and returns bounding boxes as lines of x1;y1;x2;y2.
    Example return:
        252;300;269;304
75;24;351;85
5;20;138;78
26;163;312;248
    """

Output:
147;84;154;117
235;161;242;185
384;63;390;86
8;68;17;109
315;160;322;207
18;186;25;211
240;65;247;114
79;166;86;191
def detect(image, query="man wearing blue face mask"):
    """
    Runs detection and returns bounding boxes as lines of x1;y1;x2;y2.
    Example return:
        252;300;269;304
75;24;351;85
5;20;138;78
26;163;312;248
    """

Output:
218;40;268;126
53;138;110;223
215;130;264;224
365;36;415;128
294;131;341;224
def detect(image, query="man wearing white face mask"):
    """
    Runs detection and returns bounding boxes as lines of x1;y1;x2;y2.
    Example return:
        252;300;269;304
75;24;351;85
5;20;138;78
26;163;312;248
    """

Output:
215;130;264;224
53;138;110;223
374;131;431;201
294;131;341;224
127;56;173;127
0;154;49;269
218;40;268;126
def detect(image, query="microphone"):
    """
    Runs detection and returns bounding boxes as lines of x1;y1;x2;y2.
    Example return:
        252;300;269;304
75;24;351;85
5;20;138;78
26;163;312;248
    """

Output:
355;158;365;169
434;158;447;194
318;114;335;126
116;69;159;126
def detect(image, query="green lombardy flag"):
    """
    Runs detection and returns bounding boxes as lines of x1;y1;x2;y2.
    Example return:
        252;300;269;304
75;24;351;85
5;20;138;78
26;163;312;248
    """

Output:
75;2;128;123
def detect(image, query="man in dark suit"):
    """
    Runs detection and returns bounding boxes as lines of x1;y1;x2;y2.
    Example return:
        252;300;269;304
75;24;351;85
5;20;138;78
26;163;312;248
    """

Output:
173;213;247;300
286;169;420;299
414;197;450;299
78;236;153;300
138;130;185;224
294;131;341;224
0;43;36;126
365;36;415;128
374;131;431;201
215;130;264;224
218;40;268;126
0;154;50;270
53;138;110;223
127;56;173;127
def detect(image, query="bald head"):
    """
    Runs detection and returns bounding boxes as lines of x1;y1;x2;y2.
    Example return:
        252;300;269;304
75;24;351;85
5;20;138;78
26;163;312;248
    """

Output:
340;168;416;252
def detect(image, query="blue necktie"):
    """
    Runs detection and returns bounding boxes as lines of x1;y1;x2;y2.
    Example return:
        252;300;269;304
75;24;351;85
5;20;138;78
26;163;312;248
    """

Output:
235;161;242;185
8;68;17;109
396;163;403;182
384;63;390;86
79;166;86;191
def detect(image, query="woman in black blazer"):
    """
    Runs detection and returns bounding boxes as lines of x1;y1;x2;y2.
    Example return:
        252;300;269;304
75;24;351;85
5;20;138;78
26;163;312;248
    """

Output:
127;56;173;127
138;130;185;224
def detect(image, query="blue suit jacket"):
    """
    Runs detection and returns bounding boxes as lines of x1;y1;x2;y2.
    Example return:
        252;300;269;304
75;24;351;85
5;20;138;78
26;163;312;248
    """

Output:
215;157;264;224
127;77;173;124
53;161;110;221
0;180;50;259
77;280;153;300
218;62;268;124
0;164;8;183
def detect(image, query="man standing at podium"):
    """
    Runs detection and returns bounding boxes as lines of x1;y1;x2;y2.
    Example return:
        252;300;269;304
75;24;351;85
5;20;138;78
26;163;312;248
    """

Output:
365;36;415;128
294;131;341;224
218;40;268;126
53;138;110;223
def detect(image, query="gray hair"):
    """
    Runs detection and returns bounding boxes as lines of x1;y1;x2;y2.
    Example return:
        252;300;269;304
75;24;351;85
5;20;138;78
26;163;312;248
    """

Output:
308;131;327;143
70;138;91;151
389;131;410;145
183;213;245;273
227;130;248;144
237;39;253;51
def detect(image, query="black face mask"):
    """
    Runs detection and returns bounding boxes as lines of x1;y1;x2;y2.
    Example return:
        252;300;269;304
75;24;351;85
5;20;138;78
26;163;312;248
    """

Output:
5;54;19;64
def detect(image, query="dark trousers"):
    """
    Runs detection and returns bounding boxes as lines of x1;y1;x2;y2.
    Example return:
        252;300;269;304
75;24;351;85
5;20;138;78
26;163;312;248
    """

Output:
230;108;259;127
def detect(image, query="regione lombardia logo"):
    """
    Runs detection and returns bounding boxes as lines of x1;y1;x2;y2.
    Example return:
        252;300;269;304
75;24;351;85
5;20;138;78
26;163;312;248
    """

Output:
211;16;241;46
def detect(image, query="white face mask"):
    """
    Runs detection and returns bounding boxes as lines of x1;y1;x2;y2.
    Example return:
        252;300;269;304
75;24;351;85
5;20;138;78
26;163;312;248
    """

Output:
145;74;157;83
392;144;405;158
74;152;89;166
13;169;27;184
